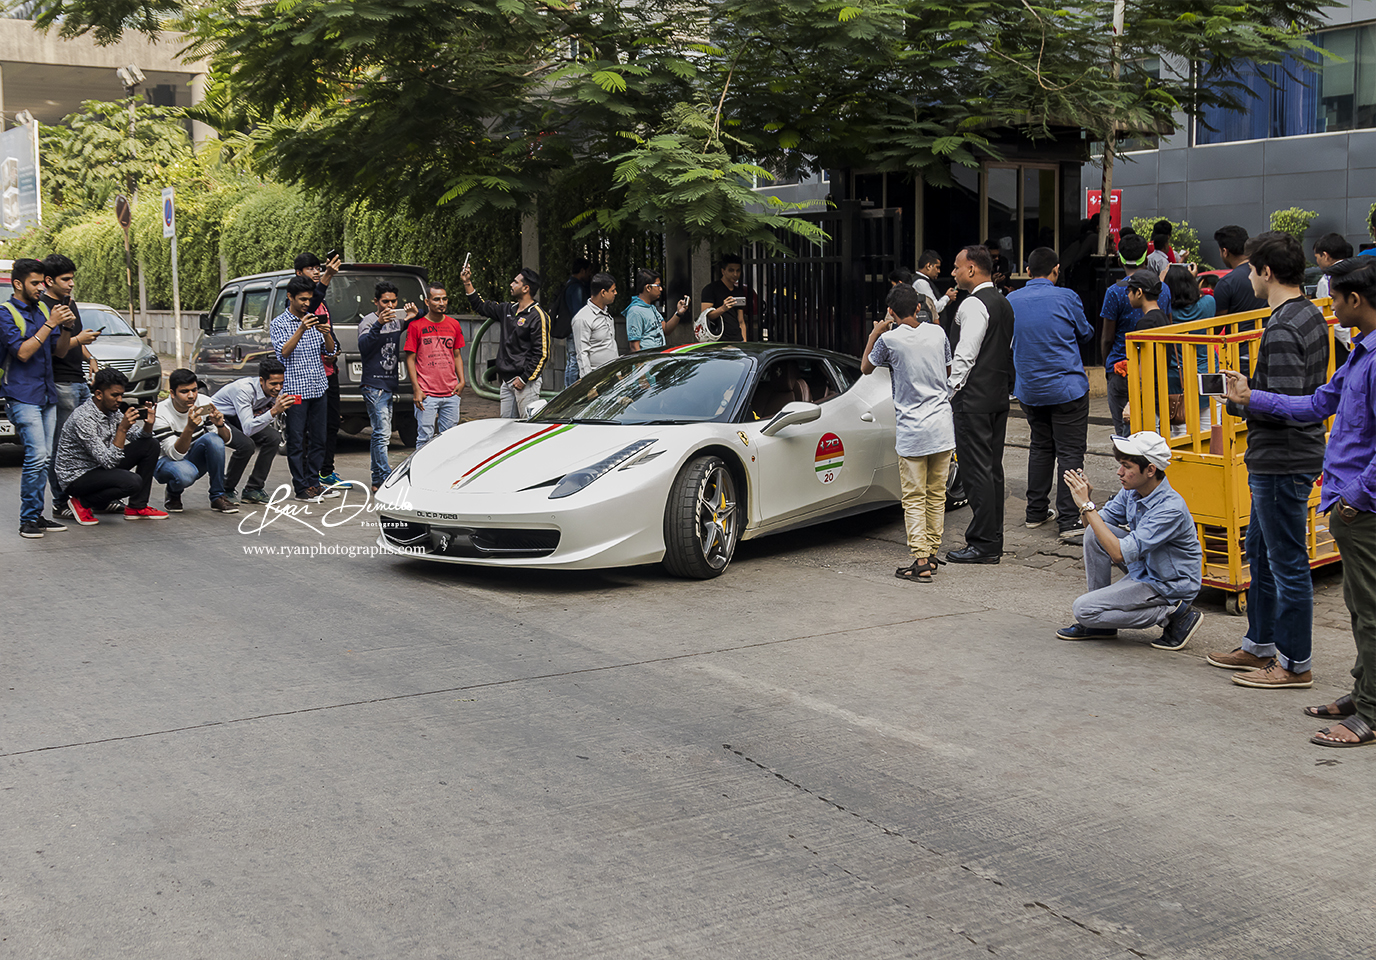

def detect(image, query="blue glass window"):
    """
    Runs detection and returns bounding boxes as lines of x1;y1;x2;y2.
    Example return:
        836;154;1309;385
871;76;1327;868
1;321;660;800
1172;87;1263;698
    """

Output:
1197;52;1321;144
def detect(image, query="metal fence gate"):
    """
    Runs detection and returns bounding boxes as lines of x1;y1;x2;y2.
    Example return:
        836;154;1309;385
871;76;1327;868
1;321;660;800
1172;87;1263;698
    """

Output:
741;201;903;356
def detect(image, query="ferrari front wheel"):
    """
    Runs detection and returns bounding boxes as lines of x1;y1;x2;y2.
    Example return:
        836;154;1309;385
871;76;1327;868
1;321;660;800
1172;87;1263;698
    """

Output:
663;455;740;579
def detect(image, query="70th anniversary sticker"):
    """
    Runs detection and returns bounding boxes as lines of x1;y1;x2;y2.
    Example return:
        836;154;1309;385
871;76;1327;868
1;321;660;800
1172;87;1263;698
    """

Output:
815;433;844;484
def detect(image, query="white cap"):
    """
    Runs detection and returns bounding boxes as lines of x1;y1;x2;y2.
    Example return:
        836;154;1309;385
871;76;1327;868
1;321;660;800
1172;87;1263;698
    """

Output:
1111;432;1172;471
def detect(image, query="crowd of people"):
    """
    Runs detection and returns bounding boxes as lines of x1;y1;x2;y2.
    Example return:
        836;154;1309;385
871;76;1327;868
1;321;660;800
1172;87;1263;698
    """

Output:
869;223;1374;751
6;216;1374;751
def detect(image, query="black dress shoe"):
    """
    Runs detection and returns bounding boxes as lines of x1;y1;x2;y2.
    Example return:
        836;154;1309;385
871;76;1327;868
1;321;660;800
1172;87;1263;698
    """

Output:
946;545;1001;564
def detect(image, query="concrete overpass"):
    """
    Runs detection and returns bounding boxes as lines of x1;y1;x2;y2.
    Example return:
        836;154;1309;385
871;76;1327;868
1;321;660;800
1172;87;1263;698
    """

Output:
0;18;209;127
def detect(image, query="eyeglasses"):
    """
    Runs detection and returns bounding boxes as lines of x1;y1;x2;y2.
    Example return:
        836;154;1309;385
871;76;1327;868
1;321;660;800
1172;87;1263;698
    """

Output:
649;282;663;288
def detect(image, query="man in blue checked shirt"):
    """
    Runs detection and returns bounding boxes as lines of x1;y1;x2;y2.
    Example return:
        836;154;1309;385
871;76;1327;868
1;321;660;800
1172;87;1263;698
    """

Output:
270;275;340;502
1224;256;1376;749
1008;247;1094;542
2;257;74;538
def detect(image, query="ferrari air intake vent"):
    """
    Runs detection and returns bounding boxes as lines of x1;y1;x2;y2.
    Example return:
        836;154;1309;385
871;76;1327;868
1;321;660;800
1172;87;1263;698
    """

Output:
380;516;429;547
469;528;560;555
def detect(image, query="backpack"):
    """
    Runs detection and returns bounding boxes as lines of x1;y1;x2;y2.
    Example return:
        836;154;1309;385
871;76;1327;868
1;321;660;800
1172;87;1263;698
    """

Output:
2;300;50;385
549;280;574;339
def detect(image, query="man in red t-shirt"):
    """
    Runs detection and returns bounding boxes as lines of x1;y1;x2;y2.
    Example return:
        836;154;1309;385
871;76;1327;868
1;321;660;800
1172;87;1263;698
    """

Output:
403;282;466;449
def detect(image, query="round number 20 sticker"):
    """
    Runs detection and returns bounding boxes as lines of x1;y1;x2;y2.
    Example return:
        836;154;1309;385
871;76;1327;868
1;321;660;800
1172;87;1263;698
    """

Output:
815;433;844;484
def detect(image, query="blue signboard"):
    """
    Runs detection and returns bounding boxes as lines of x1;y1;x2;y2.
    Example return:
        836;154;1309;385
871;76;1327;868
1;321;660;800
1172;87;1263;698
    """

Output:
1;124;40;240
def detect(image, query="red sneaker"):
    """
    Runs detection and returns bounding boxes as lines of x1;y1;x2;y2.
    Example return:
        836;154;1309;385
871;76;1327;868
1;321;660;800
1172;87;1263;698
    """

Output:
68;497;99;526
124;506;170;521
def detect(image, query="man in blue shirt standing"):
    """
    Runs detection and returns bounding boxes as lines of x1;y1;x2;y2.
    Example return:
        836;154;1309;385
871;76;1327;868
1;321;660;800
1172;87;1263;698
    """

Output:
1008;247;1093;541
1100;235;1171;437
1;258;73;538
1058;432;1204;651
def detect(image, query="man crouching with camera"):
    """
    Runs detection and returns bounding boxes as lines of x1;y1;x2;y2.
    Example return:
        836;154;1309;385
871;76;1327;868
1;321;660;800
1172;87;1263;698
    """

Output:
51;368;167;524
152;369;238;515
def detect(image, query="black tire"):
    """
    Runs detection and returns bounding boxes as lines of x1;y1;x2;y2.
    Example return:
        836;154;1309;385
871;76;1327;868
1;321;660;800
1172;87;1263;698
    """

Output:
663;455;741;579
396;409;418;448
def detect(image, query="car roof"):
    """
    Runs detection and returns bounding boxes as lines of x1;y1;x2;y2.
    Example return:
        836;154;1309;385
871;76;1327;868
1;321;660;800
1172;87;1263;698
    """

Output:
220;264;428;287
647;341;861;365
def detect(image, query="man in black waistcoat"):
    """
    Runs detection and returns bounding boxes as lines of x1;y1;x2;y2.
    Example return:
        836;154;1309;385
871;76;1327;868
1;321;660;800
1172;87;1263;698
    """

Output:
945;244;1015;563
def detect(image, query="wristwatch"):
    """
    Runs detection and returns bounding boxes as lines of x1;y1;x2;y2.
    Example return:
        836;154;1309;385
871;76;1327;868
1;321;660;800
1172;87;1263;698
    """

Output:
1078;500;1097;515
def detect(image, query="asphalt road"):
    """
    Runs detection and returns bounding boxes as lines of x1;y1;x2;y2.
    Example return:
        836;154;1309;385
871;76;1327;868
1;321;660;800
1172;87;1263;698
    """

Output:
2;426;1372;960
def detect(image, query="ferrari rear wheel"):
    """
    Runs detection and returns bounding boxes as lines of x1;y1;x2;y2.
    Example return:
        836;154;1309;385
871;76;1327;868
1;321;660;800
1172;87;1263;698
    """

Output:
663;455;740;579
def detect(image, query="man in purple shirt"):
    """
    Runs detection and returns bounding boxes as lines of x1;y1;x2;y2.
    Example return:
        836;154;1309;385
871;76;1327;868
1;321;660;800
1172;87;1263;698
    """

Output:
1223;256;1376;749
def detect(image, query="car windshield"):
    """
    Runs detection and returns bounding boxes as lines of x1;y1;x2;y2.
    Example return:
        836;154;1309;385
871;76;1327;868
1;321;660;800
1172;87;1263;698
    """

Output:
533;351;752;425
80;307;138;336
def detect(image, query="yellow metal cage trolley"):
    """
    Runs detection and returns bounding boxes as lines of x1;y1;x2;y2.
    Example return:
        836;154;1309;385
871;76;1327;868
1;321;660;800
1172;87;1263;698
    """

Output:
1124;301;1344;615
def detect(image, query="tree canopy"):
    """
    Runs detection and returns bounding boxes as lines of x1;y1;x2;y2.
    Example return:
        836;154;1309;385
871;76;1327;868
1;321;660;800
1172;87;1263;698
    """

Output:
29;0;1328;246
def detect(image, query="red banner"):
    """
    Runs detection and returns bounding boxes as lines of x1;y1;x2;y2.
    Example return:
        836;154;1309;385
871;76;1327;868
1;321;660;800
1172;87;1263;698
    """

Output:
1086;188;1122;243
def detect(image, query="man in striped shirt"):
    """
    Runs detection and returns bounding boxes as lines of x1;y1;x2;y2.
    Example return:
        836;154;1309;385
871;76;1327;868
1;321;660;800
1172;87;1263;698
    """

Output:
1208;232;1330;689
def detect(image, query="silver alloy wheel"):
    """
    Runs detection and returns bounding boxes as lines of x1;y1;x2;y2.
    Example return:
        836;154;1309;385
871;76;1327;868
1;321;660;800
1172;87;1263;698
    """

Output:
695;463;739;569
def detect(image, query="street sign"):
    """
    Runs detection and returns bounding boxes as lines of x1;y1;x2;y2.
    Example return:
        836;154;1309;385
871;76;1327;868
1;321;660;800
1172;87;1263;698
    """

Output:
162;186;176;238
114;194;131;230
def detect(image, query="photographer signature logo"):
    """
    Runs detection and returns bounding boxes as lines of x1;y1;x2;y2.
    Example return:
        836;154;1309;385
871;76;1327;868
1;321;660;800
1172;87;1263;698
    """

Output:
238;483;411;537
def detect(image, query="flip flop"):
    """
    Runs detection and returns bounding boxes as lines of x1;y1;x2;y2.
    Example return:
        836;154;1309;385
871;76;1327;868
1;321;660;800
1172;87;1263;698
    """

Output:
1311;714;1376;748
895;559;934;583
1303;694;1355;719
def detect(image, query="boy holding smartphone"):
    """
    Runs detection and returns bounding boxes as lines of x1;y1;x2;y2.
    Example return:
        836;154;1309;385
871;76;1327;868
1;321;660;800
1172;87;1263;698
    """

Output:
700;254;749;342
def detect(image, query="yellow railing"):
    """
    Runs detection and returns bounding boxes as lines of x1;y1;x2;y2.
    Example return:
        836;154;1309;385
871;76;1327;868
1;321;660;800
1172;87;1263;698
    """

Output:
1123;302;1344;612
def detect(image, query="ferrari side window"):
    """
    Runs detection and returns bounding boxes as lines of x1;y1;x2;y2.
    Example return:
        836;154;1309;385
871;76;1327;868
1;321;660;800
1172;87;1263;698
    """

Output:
829;358;862;393
748;357;843;420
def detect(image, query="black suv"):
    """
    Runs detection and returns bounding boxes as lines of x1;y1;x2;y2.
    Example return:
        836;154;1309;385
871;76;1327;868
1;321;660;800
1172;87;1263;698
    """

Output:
193;263;427;445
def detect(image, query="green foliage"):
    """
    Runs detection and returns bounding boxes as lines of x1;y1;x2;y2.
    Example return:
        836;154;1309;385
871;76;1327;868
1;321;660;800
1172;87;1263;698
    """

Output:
1129;217;1207;269
1268;207;1318;247
25;0;181;43
40;99;193;209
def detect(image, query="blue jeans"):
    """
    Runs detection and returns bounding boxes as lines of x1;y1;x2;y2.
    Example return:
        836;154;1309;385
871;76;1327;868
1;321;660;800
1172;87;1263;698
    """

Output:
154;432;227;502
362;385;394;486
564;338;579;390
50;381;91;501
1243;473;1316;673
415;393;459;450
9;401;56;524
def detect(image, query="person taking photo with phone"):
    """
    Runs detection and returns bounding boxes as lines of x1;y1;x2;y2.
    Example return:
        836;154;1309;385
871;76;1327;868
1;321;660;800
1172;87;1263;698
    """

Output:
294;250;344;487
1;257;73;538
42;254;100;519
1222;255;1376;747
700;254;749;342
151;368;238;515
1207;232;1329;691
271;274;340;501
462;262;548;419
624;269;689;353
52;368;164;525
358;282;416;489
210;358;296;504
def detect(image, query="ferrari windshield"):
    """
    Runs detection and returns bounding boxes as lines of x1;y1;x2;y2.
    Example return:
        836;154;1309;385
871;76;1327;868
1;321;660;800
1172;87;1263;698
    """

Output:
533;351;752;425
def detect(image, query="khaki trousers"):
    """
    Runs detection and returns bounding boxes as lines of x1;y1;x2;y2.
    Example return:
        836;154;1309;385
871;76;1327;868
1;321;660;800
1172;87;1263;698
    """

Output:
898;450;952;558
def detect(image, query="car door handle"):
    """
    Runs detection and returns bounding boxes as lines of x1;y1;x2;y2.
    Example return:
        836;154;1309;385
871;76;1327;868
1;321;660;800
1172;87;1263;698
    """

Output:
860;412;875;422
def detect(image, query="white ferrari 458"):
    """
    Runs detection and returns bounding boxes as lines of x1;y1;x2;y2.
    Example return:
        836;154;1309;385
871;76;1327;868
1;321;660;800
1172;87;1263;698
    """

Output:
375;342;908;578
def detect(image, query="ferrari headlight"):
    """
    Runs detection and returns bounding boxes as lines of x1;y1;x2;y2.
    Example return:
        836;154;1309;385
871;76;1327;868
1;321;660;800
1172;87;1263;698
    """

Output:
549;439;655;499
382;454;413;490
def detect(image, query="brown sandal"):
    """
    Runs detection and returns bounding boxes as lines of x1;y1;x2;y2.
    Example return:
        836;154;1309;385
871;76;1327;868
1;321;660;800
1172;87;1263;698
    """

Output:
1311;714;1376;748
1303;694;1355;719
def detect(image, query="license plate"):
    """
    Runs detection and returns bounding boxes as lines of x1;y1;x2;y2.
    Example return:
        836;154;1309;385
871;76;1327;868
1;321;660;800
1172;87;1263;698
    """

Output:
349;362;363;381
0;420;14;436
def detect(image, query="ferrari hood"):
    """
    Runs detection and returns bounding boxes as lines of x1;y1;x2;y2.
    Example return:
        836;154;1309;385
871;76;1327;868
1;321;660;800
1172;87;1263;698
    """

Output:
410;421;661;494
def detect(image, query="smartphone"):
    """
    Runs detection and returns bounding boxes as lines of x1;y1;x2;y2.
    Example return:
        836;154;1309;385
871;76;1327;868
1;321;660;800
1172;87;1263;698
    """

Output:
324;248;342;262
462;252;471;271
1199;372;1226;397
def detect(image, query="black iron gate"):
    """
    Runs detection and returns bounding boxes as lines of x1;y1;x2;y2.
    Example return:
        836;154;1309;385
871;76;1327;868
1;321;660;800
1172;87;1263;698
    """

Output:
741;201;903;356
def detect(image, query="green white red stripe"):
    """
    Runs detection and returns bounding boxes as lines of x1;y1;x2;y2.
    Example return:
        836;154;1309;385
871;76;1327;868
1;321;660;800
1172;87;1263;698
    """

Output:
453;424;575;488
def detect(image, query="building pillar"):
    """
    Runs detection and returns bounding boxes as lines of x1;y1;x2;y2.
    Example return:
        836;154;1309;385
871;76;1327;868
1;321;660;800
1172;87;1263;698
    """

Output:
0;63;6;131
188;72;215;150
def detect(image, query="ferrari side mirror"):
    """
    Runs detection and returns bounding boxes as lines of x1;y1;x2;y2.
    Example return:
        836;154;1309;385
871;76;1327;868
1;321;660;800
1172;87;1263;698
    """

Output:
761;401;822;437
523;398;548;420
